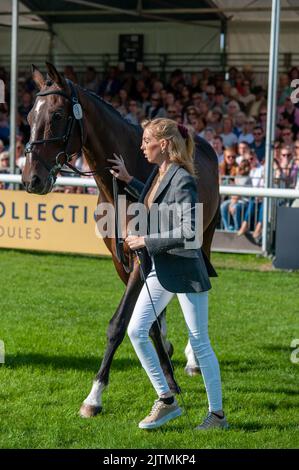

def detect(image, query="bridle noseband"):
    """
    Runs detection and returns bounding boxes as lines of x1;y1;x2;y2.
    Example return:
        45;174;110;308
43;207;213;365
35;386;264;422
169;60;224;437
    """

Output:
24;79;95;183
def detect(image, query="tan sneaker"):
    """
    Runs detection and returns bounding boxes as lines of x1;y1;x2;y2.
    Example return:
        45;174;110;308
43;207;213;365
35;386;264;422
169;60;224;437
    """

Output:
139;398;182;430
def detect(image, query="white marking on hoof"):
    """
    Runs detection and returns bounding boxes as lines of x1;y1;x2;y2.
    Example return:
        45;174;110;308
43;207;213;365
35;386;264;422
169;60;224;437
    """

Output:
184;365;201;377
83;380;105;408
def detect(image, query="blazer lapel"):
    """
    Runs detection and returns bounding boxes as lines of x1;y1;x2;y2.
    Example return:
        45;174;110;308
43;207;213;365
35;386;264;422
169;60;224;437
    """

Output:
152;163;181;203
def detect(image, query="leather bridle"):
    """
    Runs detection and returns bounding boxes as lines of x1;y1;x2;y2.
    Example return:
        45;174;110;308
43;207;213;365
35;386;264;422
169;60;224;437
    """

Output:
24;79;96;184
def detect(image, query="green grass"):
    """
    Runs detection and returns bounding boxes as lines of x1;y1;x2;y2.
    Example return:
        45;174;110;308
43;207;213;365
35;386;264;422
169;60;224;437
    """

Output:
0;249;298;449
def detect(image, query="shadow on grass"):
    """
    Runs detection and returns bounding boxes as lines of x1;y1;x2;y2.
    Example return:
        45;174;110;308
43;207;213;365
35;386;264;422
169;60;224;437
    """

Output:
4;353;141;372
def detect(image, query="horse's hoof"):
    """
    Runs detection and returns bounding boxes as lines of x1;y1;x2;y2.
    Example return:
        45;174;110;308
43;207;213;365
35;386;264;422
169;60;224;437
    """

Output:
79;403;102;418
185;365;201;377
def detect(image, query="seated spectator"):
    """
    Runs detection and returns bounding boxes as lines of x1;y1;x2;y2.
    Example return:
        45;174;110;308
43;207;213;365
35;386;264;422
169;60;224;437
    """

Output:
220;160;251;231
83;66;99;92
64;65;78;83
227;100;240;120
219;147;238;185
212;135;224;165
236;141;250;164
184;105;200;125
258;106;267;133
0;139;4;153
213;89;227;114
0;150;10;189
98;66;121;97
250;125;266;163
289;140;299;187
280;126;294;152
124;100;143;125
237;152;264;242
166;106;178;120
279;145;294;188
206;107;223;134
190;115;206;137
238;117;255;144
277;73;292;106
220;115;238;147
203;127;216;147
234;111;246;137
146;93;167;119
248;86;266;119
0;110;9;147
238;79;255;112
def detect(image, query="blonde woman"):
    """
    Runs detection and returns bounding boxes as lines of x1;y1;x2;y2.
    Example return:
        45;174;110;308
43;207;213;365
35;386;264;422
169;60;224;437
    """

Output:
108;118;228;431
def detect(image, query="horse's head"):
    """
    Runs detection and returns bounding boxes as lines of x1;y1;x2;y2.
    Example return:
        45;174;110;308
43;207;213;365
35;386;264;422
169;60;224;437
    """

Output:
22;62;83;194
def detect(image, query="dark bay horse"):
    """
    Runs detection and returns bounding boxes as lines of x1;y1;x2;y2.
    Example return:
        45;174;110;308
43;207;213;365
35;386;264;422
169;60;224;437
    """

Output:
22;63;219;418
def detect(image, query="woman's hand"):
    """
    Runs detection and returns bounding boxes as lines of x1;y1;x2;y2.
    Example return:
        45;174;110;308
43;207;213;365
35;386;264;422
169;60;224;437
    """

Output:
107;153;133;184
125;235;145;251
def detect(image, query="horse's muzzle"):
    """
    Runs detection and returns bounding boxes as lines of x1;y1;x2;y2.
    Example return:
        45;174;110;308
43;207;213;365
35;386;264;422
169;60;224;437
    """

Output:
24;174;54;195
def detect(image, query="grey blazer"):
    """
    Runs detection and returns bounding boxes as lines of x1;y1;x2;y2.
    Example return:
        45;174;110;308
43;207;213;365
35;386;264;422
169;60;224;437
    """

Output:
125;163;217;293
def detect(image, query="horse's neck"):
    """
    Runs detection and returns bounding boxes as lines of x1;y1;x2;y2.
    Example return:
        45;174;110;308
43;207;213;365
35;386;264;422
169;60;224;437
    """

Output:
78;88;143;200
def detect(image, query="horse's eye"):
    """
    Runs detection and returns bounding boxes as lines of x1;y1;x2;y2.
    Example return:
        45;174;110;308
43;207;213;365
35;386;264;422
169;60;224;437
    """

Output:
52;112;62;121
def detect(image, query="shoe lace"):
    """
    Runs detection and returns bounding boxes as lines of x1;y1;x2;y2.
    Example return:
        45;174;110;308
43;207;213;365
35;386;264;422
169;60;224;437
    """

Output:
202;412;215;426
149;399;163;416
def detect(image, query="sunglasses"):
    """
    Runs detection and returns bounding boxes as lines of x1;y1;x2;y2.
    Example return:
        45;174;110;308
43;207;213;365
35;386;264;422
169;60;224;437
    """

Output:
226;155;236;159
281;153;292;157
253;132;263;136
260;112;267;116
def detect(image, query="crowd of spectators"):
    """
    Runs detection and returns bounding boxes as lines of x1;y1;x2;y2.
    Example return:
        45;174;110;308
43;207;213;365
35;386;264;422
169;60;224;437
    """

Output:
1;63;299;242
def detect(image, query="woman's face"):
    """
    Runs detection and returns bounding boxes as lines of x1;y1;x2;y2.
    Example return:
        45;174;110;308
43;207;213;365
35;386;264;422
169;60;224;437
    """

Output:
141;128;167;165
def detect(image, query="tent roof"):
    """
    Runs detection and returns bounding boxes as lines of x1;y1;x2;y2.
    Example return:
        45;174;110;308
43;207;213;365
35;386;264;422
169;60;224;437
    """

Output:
1;0;299;29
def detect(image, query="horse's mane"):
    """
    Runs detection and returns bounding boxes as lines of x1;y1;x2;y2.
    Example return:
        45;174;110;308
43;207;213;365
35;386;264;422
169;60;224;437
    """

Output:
79;84;143;136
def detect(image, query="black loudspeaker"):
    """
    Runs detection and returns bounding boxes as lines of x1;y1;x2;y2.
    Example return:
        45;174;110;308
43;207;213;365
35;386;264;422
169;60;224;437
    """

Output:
273;206;299;270
118;34;144;73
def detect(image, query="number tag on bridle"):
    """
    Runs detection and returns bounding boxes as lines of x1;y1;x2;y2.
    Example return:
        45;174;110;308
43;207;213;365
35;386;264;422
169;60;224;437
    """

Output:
73;103;83;120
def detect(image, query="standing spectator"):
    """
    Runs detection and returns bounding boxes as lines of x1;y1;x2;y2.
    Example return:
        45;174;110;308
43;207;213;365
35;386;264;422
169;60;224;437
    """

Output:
220;116;238;148
250;125;266;163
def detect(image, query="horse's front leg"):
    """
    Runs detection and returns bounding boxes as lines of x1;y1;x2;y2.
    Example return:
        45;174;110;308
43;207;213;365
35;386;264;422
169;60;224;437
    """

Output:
79;267;142;418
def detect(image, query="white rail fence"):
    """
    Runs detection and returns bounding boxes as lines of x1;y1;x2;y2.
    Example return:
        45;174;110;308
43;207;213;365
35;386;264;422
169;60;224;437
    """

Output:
1;174;299;199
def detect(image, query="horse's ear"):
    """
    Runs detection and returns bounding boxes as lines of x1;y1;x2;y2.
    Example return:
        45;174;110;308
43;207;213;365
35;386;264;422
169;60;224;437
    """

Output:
32;64;45;90
45;62;66;88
